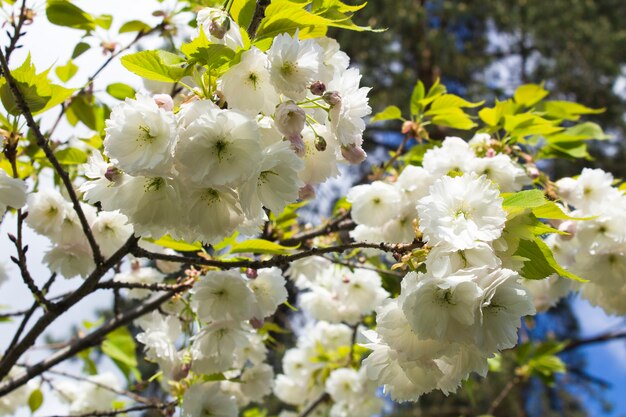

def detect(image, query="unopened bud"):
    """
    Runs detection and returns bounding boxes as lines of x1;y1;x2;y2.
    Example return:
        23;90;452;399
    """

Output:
275;101;306;137
287;134;306;157
401;121;419;136
250;317;264;329
153;94;174;111
299;184;316;200
341;144;367;164
526;164;540;179
314;135;327;152
486;148;496;158
208;16;230;39
310;81;326;96
100;41;117;55
246;268;258;279
558;220;577;240
322;91;341;107
104;166;122;183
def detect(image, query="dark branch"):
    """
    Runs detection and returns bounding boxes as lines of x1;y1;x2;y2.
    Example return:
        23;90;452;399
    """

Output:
4;0;28;62
247;0;271;39
40;402;176;417
562;330;626;352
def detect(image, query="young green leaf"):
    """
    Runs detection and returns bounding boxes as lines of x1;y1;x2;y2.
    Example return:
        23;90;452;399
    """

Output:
121;50;189;83
371;105;403;123
55;60;78;83
46;0;96;31
106;83;136;100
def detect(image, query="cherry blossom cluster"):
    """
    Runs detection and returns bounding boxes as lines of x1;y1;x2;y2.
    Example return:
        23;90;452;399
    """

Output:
273;321;383;417
286;256;389;324
135;267;288;416
544;168;626;314
80;11;371;244
24;188;133;278
346;136;536;400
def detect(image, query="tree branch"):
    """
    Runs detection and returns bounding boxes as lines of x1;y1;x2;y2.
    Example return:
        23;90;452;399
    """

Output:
132;240;422;270
0;48;104;266
4;0;28;62
0;277;191;396
0;236;138;382
299;393;330;417
246;0;271;39
562;330;626;352
279;210;355;247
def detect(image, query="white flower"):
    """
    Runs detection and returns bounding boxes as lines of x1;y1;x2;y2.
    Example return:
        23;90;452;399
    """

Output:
0;368;35;415
248;267;288;319
469;154;531;192
183;185;245;244
400;271;483;341
286;256;333;289
417;173;506;250
191;269;255;322
348;181;403;227
556;168;621;215
91;210;133;258
113;176;181;238
0;169;27;216
522;274;571;313
191;321;250;375
240;364;274;402
317;37;350;82
274;374;312;406
325;368;360;403
425;242;500;278
240;141;304;216
422;136;476;176
175;108;261;187
395;165;434;207
197;7;244;51
176;99;220;129
104;94;176;176
181;383;238;417
25;189;67;236
220;47;279;115
44;243;94;279
136;311;181;362
267;31;323;100
327;68;371;147
299;124;340;185
114;266;164;299
477;268;535;351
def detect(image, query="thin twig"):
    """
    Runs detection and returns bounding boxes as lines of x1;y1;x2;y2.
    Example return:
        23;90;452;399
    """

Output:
279;210;355;247
487;376;520;415
562;330;626;352
299;393;330;417
4;0;28;62
44;369;154;405
321;255;405;277
40;402;176;417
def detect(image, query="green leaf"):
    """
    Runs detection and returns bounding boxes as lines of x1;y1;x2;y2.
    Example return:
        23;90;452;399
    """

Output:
72;42;90;59
68;95;97;130
102;327;139;382
119;20;151;34
54;147;88;165
181;31;237;73
513;83;548;107
429;94;484;111
55;59;78;83
371;105;402;123
230;239;298;255
409;80;425;116
147;235;203;252
106;83;135;100
46;0;96;31
121;50;189;83
95;14;113;30
502;190;547;210
28;388;44;412
230;0;256;29
426;107;476;130
515;237;585;282
540;100;604;121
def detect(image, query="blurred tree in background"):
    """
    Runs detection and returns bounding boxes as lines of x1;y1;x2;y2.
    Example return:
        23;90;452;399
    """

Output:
333;0;626;176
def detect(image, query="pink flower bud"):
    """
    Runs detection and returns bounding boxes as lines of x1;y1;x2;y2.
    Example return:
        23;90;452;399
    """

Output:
275;101;306;138
299;184;316;200
322;91;341;107
104;166;122;183
153;94;174;111
310;81;326;96
246;268;258;279
486;148;496;158
341;144;367;164
558;220;577;240
287;134;306;157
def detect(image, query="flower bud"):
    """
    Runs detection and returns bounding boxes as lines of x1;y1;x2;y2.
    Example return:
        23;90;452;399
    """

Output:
208;15;230;39
104;166;123;183
314;135;327;152
341;144;367;164
486;148;496;158
246;268;258;279
558;220;577;240
287;134;305;157
299;184;316;200
322;91;341;107
309;81;326;96
153;94;174;111
275;101;306;138
526;164;540;179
